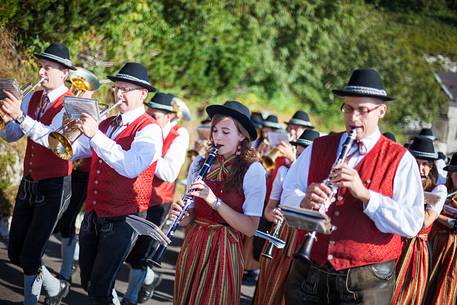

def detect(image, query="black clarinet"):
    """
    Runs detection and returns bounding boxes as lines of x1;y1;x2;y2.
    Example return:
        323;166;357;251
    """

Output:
294;129;356;261
150;145;221;267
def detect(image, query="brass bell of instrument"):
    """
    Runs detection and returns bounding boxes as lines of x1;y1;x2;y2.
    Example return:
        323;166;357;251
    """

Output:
261;148;281;173
68;67;100;96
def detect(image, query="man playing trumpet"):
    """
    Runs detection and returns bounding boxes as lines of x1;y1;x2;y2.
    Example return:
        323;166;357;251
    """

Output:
0;42;75;305
70;62;162;305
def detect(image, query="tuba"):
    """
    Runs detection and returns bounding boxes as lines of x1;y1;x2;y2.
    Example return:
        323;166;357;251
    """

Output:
171;97;192;122
68;67;100;96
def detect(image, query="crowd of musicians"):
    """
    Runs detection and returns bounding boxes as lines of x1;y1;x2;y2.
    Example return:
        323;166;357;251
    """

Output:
1;42;457;305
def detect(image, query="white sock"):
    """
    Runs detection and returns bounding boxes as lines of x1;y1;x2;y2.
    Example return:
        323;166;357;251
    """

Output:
41;266;60;297
73;240;80;261
144;266;155;285
112;288;120;305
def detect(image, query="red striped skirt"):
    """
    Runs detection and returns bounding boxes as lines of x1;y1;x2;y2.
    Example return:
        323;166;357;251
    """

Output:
425;224;457;305
253;222;306;305
174;219;244;305
391;233;430;305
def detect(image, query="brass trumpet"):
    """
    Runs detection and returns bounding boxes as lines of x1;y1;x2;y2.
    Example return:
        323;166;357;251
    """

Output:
261;148;282;173
261;218;284;259
0;78;44;130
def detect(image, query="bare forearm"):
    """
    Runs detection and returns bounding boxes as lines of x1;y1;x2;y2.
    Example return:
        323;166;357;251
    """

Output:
216;202;260;236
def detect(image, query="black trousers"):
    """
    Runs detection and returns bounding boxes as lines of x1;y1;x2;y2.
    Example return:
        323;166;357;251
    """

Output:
79;211;140;305
8;175;71;275
284;258;396;305
54;170;89;238
125;203;170;269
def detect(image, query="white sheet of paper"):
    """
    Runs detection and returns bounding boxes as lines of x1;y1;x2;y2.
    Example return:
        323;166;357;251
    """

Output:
64;96;100;121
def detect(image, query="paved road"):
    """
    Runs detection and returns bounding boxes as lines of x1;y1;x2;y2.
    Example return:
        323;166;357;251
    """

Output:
0;229;255;304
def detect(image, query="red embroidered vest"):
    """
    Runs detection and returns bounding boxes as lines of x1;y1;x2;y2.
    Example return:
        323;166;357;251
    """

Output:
308;133;406;270
84;114;159;217
149;124;181;205
24;90;73;180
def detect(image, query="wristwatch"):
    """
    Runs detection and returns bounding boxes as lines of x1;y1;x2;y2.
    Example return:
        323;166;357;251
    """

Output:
14;113;26;124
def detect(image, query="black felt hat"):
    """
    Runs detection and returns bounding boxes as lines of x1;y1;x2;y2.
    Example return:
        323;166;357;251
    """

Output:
418;128;437;141
262;114;282;129
408;136;438;161
290;129;320;148
107;62;155;92
34;43;76;70
144;92;176;113
251;111;264;129
285;111;314;128
206;101;257;141
333;68;394;101
444;153;457;172
382;132;397;142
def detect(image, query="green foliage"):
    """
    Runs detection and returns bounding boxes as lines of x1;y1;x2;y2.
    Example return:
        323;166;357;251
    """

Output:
1;0;456;133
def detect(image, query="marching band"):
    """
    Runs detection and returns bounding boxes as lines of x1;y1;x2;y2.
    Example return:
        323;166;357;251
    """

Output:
1;42;457;305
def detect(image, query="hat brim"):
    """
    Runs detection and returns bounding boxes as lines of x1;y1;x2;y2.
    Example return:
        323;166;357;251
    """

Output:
108;75;156;92
332;89;394;101
262;121;283;129
284;118;314;128
409;149;439;161
144;101;175;113
444;165;457;172
290;139;312;147
35;53;76;70
206;105;257;141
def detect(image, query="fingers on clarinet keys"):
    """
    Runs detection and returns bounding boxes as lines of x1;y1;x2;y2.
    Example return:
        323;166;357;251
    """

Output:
169;200;187;220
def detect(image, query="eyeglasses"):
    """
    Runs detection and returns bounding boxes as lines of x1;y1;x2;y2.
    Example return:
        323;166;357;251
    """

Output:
340;104;382;116
113;86;141;93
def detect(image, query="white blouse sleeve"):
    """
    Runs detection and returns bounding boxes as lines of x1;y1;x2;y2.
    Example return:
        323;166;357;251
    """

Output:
426;184;447;214
242;161;267;217
270;166;289;201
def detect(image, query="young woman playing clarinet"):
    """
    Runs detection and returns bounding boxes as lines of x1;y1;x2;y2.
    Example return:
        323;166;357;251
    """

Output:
392;136;447;305
169;101;266;305
425;152;457;305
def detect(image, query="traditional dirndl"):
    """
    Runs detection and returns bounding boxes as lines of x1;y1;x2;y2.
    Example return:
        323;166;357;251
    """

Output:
253;222;306;305
391;226;431;305
424;222;457;305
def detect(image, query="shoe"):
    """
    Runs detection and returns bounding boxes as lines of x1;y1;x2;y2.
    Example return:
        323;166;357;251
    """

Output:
137;272;163;303
242;269;259;286
44;279;70;305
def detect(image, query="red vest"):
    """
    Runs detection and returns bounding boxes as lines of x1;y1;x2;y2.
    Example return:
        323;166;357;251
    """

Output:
84;114;159;217
24;90;73;180
308;133;406;270
194;179;245;224
149;124;181;205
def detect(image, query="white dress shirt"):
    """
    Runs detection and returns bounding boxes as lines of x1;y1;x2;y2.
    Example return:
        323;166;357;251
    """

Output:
270;165;289;201
1;85;68;146
72;106;162;179
155;120;190;182
281;129;425;238
187;156;266;216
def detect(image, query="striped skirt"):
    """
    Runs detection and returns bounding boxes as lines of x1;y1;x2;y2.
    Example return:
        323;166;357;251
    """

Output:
174;219;244;305
391;233;430;305
425;225;457;305
253;222;305;305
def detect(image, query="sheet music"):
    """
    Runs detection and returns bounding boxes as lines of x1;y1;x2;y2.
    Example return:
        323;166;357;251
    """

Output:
0;78;21;100
63;96;100;121
268;130;289;147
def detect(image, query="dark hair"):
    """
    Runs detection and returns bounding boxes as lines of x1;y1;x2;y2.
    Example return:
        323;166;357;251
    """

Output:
423;161;439;192
199;114;258;192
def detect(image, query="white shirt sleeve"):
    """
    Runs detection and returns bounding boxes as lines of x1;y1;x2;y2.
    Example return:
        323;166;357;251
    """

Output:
78;123;162;179
155;127;190;182
185;156;203;209
425;184;447;214
364;151;425;238
242;161;267;217
0;93;31;142
280;144;313;207
270;166;289;201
